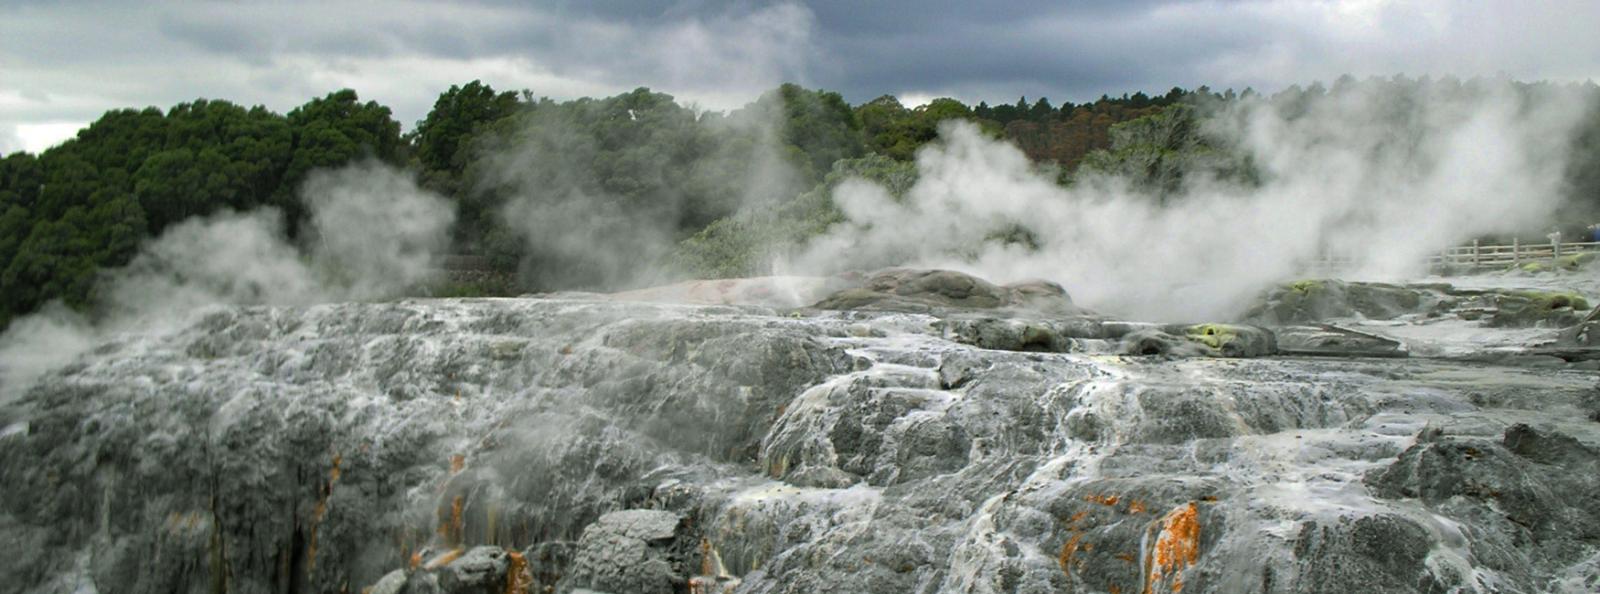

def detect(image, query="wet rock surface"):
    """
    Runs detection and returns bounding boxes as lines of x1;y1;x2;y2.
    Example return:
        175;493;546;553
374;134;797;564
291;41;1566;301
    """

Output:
811;269;1083;315
2;285;1600;594
1244;279;1593;331
564;510;694;594
1241;280;1452;326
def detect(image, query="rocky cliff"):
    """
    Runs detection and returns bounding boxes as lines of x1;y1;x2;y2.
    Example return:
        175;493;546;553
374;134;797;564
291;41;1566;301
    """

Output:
3;271;1599;593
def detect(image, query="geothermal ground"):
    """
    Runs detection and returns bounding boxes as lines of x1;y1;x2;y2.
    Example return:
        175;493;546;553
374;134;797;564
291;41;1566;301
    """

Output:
3;269;1600;594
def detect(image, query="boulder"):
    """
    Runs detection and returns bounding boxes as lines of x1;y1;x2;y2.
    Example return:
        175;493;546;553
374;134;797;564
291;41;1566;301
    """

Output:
1365;424;1600;577
561;510;694;594
377;546;522;594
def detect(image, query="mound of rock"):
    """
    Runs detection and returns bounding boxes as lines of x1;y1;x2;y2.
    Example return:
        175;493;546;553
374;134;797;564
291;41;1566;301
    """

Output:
369;546;526;594
933;317;1108;353
810;269;1083;315
1120;323;1278;358
562;510;699;594
1272;325;1407;358
1241;280;1455;326
1366;424;1600;581
1486;290;1590;328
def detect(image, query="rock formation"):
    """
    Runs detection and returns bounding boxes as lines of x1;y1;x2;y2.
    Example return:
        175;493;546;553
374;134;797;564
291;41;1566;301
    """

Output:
3;270;1599;593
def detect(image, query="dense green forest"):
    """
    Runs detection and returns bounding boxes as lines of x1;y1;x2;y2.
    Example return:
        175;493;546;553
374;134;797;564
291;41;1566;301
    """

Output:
2;77;1599;329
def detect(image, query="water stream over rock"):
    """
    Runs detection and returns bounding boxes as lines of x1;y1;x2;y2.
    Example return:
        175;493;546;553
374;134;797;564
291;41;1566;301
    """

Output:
3;272;1599;593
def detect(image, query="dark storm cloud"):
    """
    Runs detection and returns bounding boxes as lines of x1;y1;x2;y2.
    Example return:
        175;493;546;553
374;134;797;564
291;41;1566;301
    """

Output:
3;0;1598;153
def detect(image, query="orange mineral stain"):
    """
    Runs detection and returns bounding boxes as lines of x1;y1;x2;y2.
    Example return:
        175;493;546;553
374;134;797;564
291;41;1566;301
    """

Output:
448;496;465;545
1086;494;1121;507
1057;532;1086;573
450;455;466;474
436;494;466;546
504;551;531;594
306;452;345;573
1143;502;1201;594
701;538;717;576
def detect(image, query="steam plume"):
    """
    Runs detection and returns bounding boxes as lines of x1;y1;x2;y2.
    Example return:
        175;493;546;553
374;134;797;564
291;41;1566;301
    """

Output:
0;161;455;401
790;79;1593;321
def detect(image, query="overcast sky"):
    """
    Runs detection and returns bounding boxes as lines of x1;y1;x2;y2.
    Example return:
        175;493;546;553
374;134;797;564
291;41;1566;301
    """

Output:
3;0;1598;154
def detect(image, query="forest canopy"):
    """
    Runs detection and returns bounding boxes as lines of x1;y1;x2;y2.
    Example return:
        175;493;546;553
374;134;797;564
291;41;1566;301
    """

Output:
3;77;1599;329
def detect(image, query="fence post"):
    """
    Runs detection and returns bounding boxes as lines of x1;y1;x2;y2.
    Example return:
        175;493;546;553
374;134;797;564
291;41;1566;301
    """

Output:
1473;239;1480;268
1513;237;1520;266
1554;237;1562;261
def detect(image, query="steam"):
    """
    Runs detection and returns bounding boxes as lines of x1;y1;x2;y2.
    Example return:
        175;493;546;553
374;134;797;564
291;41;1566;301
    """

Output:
0;161;454;400
488;98;800;290
790;79;1594;321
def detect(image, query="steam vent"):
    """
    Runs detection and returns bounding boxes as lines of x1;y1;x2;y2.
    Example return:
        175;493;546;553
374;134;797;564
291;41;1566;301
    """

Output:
2;268;1599;594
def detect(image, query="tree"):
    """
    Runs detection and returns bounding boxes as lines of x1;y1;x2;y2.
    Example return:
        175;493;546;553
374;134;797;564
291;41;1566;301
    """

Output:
748;83;864;183
412;80;520;176
1029;97;1054;121
0;90;391;329
277;89;402;230
1078;104;1252;199
856;96;984;161
674;154;917;278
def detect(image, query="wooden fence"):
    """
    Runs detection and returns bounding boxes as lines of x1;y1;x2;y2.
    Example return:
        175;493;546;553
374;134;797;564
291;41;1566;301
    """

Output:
1428;239;1600;269
1300;239;1600;273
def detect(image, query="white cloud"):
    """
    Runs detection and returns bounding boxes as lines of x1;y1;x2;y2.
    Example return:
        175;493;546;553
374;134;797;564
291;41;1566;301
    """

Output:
1;0;1597;144
0;0;818;144
14;122;85;153
0;126;20;155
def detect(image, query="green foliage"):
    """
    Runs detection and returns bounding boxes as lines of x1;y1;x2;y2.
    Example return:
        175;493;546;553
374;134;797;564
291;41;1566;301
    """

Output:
412;80;520;177
454;86;773;288
857;96;988;161
674;154;917;278
0;91;396;329
277;89;402;229
11;75;1595;335
1077;104;1252;199
743;83;865;182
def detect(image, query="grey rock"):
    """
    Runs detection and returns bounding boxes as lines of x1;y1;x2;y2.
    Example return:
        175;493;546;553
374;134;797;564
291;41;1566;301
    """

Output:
1273;325;1406;358
1241;280;1448;326
1487;290;1588;328
2;287;1599;594
369;569;407;594
811;268;1083;315
561;510;690;594
436;546;514;594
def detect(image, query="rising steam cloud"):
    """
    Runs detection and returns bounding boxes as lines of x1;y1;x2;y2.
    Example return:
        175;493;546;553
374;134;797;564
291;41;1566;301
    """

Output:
791;79;1594;321
487;96;800;290
0;161;455;400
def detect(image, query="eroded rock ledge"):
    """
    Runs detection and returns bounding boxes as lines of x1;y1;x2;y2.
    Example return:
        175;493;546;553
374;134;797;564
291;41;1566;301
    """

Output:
3;270;1599;594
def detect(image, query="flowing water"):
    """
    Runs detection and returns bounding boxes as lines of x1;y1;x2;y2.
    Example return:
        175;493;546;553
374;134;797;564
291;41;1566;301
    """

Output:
2;292;1598;593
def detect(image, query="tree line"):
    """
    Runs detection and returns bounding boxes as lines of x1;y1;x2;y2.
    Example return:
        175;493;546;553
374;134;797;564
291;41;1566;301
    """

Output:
3;77;1599;329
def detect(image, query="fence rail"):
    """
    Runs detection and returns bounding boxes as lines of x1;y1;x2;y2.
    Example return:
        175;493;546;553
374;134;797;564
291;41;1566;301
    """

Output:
1427;239;1600;269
